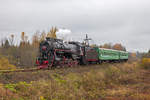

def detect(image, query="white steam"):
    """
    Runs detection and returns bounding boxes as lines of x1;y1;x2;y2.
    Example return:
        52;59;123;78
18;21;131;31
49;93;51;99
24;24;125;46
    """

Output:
56;28;72;41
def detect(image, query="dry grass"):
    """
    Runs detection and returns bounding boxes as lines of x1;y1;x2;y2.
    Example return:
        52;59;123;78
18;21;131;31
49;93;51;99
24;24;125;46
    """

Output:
0;62;150;100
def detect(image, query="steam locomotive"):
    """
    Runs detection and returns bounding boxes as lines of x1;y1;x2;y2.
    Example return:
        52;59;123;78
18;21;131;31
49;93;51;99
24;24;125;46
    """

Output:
36;37;98;69
36;37;128;69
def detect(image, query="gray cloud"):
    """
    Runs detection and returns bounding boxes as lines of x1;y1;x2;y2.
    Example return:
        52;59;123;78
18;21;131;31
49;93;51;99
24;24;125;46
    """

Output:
0;0;150;52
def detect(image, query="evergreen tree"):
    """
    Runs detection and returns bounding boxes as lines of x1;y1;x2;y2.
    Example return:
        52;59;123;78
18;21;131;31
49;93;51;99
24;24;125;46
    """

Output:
4;39;10;48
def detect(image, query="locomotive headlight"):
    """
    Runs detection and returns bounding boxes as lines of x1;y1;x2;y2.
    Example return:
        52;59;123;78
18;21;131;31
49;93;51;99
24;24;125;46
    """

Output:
42;46;47;51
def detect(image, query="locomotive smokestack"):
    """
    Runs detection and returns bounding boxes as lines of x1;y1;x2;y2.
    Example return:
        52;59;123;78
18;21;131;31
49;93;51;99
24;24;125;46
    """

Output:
86;34;88;39
84;34;91;46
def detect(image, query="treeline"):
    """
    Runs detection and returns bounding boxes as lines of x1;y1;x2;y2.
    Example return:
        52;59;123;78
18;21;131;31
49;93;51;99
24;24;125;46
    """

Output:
99;43;126;51
142;50;150;58
0;27;58;68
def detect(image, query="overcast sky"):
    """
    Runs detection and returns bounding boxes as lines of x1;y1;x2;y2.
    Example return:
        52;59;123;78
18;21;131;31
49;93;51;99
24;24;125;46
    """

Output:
0;0;150;52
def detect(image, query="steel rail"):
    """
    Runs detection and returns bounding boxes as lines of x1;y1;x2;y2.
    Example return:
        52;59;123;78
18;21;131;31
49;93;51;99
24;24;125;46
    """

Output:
0;68;44;73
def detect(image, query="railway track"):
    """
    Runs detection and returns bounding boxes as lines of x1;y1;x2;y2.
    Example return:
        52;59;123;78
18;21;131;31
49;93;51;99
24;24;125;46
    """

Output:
0;68;45;74
0;62;121;74
0;65;77;74
0;64;80;74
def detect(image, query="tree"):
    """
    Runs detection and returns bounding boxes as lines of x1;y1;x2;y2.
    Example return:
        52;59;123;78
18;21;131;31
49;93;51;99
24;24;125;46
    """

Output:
100;43;112;49
130;52;136;58
32;31;40;48
143;50;150;58
21;32;25;42
148;49;150;53
4;39;10;48
47;27;58;38
20;32;29;47
0;38;5;47
9;34;14;46
40;30;46;42
112;43;126;51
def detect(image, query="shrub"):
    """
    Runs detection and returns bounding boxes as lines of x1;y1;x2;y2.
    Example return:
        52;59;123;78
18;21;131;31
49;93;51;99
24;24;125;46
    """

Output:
104;66;121;83
0;56;16;70
140;58;150;69
5;83;16;92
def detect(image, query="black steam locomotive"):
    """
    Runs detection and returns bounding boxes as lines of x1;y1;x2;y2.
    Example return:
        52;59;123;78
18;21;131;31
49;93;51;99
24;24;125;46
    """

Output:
36;37;98;69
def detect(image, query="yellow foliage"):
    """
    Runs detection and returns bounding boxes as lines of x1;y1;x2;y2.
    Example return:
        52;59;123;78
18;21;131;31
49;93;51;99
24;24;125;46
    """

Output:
21;32;25;42
32;32;40;47
47;27;58;39
141;58;150;69
0;57;16;70
40;96;46;100
90;44;97;47
0;83;3;88
40;31;46;42
113;43;124;50
100;43;112;49
131;52;136;58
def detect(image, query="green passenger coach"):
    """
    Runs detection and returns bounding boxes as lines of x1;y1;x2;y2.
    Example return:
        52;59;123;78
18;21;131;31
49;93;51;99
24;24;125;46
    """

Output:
119;51;128;61
95;48;128;62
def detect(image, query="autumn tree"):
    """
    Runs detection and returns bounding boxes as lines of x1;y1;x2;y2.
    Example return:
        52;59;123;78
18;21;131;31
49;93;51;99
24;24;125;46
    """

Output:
40;30;46;42
112;43;126;51
47;27;58;38
18;32;34;67
32;31;40;48
21;32;25;42
130;52;136;58
20;32;29;47
100;43;112;49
